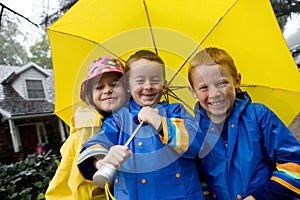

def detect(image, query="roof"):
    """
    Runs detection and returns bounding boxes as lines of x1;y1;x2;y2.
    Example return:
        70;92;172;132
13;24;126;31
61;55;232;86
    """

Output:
1;62;50;84
0;64;54;118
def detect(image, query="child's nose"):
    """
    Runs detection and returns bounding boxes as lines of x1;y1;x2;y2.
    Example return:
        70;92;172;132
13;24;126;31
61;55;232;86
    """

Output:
208;87;221;97
144;81;154;89
104;85;113;94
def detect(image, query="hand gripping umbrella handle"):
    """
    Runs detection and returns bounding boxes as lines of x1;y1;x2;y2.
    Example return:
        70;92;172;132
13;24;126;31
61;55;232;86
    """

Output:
93;121;144;189
124;121;144;147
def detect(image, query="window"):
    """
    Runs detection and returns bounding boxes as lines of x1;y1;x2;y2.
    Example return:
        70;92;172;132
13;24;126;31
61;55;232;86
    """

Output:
26;80;46;99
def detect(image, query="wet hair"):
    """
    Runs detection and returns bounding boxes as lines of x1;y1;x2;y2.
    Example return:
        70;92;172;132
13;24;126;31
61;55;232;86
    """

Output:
188;47;238;88
125;50;165;78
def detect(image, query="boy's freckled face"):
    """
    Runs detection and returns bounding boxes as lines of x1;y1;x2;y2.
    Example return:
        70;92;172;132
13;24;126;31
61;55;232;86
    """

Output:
92;73;126;113
191;64;237;123
128;59;165;107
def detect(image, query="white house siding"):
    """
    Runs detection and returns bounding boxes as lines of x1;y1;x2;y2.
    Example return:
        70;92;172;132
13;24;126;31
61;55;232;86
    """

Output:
11;68;48;100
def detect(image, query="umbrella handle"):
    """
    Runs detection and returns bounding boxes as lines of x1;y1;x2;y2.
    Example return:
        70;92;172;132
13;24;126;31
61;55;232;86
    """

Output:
124;121;144;147
93;121;143;188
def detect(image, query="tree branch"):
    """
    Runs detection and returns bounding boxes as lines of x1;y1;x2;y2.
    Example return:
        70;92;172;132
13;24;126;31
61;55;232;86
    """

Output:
0;3;39;28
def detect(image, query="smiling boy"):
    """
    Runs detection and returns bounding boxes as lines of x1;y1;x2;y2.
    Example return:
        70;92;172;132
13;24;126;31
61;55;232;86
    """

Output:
189;47;300;200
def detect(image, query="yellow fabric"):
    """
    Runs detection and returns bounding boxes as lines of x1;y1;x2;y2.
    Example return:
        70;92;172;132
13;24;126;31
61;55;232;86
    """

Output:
45;106;106;200
276;162;300;174
161;117;168;145
160;117;189;153
48;0;300;126
271;176;300;195
272;162;300;195
105;182;115;200
174;118;189;153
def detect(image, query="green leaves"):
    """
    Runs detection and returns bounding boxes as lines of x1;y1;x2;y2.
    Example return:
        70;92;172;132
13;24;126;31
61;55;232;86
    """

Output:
0;153;61;200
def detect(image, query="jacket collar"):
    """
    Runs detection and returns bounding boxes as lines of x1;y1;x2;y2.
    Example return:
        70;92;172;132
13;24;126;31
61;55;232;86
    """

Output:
194;91;252;120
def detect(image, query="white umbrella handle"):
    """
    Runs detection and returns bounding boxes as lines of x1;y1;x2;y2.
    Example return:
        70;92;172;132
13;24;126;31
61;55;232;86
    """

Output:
93;121;144;189
124;121;144;147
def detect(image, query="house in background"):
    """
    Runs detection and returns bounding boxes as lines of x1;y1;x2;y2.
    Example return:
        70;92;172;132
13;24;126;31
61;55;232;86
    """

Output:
0;62;68;162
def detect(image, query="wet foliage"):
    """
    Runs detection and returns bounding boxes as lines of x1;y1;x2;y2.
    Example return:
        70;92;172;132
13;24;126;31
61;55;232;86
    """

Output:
0;152;61;200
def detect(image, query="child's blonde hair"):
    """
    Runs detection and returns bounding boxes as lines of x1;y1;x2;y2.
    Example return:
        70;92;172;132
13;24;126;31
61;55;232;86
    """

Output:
188;47;238;88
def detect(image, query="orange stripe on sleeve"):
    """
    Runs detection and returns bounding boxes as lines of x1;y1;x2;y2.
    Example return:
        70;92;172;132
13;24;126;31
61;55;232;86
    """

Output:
271;176;300;195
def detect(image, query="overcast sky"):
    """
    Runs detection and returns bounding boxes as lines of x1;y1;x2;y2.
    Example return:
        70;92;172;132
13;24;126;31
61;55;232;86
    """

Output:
284;14;300;36
0;0;60;48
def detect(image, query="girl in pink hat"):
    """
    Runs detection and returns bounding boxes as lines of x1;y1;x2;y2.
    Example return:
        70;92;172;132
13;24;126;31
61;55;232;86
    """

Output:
46;56;128;199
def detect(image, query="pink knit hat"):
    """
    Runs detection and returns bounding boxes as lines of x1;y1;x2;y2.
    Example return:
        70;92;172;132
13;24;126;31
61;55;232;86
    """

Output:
80;56;124;102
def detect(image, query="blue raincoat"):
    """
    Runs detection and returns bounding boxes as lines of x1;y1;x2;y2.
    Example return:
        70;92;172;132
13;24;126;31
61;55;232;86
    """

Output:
78;99;204;200
195;92;300;199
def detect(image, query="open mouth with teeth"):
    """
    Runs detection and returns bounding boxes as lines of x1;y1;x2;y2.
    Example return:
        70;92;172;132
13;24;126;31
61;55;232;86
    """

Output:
209;99;226;107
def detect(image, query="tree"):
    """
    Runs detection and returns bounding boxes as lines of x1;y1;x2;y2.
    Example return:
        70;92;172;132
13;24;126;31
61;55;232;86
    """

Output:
0;20;29;66
0;1;77;68
272;0;300;17
271;0;300;29
40;0;78;29
29;37;52;69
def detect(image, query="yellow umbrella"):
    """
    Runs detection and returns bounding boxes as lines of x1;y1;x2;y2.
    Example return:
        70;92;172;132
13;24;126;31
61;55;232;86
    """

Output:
47;0;300;126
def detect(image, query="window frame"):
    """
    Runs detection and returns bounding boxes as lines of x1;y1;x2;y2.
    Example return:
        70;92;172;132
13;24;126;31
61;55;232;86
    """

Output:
25;79;46;100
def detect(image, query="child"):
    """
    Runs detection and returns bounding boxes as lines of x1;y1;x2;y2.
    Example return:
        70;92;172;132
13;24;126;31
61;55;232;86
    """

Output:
78;50;205;200
45;56;128;199
35;143;45;155
188;47;300;199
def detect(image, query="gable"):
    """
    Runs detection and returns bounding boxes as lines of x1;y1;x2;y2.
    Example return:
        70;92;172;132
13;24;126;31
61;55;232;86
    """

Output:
10;68;48;100
0;63;54;119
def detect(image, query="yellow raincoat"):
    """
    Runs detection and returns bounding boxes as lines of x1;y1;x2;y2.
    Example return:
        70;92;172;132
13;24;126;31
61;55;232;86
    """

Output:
45;106;106;200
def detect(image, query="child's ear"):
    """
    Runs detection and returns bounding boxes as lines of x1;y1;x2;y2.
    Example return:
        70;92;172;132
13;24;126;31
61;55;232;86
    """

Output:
235;73;241;89
188;85;198;98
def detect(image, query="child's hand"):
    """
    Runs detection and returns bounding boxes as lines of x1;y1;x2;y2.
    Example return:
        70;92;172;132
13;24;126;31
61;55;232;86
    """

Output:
138;106;162;130
243;195;255;200
96;145;131;169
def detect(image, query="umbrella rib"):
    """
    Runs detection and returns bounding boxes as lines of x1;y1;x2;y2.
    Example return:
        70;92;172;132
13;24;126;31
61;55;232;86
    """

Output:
166;89;194;112
55;101;82;113
143;0;158;55
47;29;126;63
163;92;169;103
241;84;300;94
167;0;240;87
97;43;126;63
168;85;190;90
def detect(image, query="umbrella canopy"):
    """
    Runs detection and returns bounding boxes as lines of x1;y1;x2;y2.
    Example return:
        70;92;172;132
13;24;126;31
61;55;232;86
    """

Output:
48;0;300;126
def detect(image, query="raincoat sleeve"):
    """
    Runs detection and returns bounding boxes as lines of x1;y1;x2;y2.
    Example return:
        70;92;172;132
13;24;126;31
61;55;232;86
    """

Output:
45;106;104;200
159;103;200;157
77;116;120;181
252;104;300;197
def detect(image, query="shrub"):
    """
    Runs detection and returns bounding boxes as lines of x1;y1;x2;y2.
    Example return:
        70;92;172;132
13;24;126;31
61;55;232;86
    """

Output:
0;151;61;200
